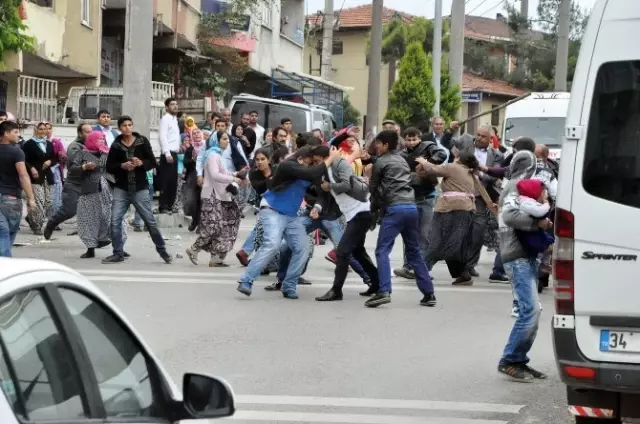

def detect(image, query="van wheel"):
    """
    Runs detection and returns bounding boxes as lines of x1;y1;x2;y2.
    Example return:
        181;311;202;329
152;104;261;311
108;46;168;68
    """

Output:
575;417;621;424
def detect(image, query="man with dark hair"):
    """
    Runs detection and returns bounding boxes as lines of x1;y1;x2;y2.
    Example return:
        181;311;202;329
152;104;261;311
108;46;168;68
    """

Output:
0;120;35;257
43;123;93;240
366;129;436;308
236;145;341;299
158;97;180;214
240;112;251;127
262;126;289;159
393;126;447;280
422;116;459;163
0;111;8;122
247;110;265;149
93;109;119;147
202;111;223;131
103;116;172;265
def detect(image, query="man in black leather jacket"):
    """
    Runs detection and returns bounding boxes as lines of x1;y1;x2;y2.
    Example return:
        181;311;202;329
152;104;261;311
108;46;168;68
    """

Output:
366;130;436;309
394;127;447;280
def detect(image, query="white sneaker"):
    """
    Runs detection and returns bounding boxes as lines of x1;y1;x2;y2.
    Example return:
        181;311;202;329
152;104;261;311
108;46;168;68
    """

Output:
511;307;519;318
539;302;543;311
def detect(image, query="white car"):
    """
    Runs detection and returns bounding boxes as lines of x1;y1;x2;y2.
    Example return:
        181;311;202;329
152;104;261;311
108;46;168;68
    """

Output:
0;258;235;423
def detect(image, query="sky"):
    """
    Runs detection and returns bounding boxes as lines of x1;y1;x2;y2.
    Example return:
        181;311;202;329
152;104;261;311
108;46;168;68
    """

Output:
305;0;596;20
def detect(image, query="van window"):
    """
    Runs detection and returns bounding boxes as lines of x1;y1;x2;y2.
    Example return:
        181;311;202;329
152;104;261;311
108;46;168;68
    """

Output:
231;100;307;134
504;117;565;147
583;61;640;208
78;94;123;120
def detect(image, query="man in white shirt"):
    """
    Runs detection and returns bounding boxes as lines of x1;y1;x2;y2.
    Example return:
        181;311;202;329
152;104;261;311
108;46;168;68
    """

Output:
248;110;265;154
93;109;119;147
158;97;181;214
222;108;233;134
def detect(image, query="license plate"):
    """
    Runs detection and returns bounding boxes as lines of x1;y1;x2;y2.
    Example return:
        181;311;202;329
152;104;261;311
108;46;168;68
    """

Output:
600;330;640;352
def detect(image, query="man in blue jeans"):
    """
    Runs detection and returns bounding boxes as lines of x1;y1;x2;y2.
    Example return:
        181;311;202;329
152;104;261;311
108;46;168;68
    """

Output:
365;130;436;308
236;145;342;299
497;149;551;382
103;116;172;265
0;120;35;257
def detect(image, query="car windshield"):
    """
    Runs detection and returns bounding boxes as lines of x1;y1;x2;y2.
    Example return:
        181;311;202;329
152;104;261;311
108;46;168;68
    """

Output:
504;117;566;148
231;100;308;134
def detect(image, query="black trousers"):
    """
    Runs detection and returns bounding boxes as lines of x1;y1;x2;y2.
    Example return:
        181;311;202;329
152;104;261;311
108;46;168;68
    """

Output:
159;152;178;211
46;185;80;229
332;211;379;293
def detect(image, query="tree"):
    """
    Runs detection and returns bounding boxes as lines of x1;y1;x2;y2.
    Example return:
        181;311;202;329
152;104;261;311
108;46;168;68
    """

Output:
0;0;35;64
342;95;361;126
386;42;435;131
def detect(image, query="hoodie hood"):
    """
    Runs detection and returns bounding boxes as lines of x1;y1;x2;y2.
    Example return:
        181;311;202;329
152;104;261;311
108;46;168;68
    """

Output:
509;150;537;181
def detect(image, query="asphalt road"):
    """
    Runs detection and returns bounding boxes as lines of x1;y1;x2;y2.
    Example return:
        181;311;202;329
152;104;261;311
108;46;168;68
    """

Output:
12;214;574;424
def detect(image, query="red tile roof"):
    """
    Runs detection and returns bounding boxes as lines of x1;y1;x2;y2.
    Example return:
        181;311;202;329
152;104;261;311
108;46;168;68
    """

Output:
463;72;528;97
464;15;543;42
306;4;413;28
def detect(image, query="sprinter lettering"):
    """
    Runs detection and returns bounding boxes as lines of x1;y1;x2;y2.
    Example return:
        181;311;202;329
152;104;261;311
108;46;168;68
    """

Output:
581;252;638;261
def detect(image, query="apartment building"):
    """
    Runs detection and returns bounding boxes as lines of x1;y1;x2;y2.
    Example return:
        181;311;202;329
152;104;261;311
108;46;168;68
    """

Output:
304;5;528;131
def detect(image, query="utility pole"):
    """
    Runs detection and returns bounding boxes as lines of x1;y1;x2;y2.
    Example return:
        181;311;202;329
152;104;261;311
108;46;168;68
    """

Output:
449;0;465;120
320;0;334;80
432;0;443;116
555;0;570;91
366;0;383;135
122;0;153;138
520;0;529;17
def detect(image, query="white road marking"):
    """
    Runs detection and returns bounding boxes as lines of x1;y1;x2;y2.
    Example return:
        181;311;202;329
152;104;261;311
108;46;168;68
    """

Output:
226;410;510;423
234;395;524;414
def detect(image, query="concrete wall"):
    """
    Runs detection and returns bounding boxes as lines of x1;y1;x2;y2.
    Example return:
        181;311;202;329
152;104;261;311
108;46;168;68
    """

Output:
277;36;303;73
304;29;390;128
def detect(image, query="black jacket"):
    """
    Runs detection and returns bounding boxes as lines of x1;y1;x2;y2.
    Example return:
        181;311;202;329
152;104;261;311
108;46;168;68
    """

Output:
400;140;447;200
64;138;86;192
269;157;327;193
369;151;414;213
106;133;157;192
22;139;57;185
422;131;455;163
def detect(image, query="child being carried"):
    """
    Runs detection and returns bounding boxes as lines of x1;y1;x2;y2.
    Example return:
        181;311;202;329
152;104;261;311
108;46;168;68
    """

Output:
514;179;555;256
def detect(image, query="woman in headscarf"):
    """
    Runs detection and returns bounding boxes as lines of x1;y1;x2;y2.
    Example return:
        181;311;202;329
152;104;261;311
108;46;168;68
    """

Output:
417;136;480;286
22;121;56;235
75;131;127;258
183;128;206;232
45;123;66;221
185;130;245;267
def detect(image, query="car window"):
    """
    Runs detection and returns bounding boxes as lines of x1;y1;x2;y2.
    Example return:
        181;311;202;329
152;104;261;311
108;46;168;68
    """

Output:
0;289;87;421
231;100;308;134
59;288;167;420
582;61;640;208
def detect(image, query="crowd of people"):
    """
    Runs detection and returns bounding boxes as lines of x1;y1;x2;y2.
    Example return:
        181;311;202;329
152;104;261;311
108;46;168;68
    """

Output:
0;101;559;382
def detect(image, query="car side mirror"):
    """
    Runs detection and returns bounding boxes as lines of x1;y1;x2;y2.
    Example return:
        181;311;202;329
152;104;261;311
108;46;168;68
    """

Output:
182;373;235;419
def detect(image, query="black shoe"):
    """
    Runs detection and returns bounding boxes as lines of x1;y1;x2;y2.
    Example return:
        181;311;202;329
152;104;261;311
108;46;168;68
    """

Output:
315;289;343;302
452;274;473;286
80;248;95;259
133;226;144;232
260;269;270;276
420;293;437;307
123;251;131;259
102;254;125;264
43;226;53;240
497;364;535;382
97;240;110;249
55;226;62;231
522;365;548;379
188;221;198;232
282;291;299;300
489;274;510;283
469;268;479;277
363;278;372;287
298;277;312;285
264;281;282;291
365;292;391;308
159;251;173;264
393;268;416;279
359;287;377;297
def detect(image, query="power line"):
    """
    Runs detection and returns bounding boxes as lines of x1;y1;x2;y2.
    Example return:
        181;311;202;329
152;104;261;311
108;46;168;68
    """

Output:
468;0;490;16
479;0;506;17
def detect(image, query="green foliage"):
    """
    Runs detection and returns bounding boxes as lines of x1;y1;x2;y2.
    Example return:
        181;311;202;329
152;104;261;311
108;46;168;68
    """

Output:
386;42;435;131
372;16;450;64
0;0;35;64
342;95;361;126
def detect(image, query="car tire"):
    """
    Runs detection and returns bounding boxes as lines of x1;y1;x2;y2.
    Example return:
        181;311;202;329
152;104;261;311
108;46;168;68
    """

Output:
575;416;621;424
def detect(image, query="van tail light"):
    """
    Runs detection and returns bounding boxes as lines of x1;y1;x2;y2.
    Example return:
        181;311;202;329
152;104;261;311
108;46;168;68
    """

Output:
553;208;575;315
563;365;596;381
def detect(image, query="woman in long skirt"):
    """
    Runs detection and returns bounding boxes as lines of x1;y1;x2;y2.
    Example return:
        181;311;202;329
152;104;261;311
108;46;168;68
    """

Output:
183;128;205;232
75;131;127;258
23;121;56;235
418;146;479;286
185;131;243;267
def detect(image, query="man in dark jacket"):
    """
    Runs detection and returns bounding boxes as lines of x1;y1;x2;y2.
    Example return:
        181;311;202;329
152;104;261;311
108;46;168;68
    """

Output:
103;116;172;265
236;145;341;299
44;123;92;240
366;130;436;308
394;127;447;280
422;117;459;163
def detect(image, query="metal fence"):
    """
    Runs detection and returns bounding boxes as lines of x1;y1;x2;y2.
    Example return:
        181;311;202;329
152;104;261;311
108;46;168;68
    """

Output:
17;75;58;123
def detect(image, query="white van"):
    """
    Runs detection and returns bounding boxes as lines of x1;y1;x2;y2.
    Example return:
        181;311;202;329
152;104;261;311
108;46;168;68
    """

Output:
553;1;640;423
503;92;570;160
228;94;335;141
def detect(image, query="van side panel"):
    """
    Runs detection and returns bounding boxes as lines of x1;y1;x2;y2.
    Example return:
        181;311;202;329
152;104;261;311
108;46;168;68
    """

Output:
568;0;640;364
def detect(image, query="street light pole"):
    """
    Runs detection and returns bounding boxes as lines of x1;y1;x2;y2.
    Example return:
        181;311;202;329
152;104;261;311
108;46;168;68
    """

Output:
366;0;383;135
432;0;443;116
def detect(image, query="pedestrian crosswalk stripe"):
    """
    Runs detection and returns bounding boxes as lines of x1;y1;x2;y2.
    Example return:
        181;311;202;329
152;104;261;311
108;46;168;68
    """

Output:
76;270;512;293
228;410;510;423
234;395;524;414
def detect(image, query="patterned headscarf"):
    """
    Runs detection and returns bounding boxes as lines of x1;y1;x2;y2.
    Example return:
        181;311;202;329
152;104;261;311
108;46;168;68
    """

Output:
509;150;537;182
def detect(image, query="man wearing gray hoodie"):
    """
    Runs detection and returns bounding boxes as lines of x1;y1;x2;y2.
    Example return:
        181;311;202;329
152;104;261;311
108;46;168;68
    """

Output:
496;149;553;382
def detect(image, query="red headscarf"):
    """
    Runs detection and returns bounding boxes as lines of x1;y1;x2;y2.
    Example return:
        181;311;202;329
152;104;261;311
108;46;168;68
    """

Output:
517;179;543;200
85;131;109;154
